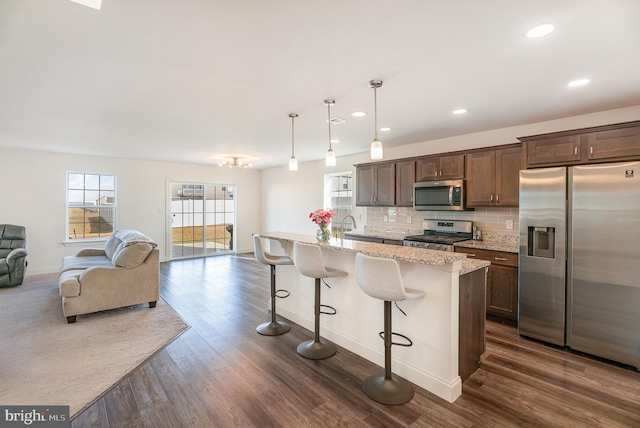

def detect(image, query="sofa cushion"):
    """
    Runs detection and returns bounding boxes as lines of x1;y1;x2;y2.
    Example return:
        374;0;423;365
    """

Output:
60;255;113;273
61;255;113;271
104;235;123;261
59;270;81;297
109;230;157;268
112;242;155;268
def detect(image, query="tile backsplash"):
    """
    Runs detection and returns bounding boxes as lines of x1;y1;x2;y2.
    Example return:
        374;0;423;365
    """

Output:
365;206;519;237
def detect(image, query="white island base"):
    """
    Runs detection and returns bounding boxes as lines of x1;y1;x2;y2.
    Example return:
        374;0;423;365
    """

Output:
263;234;487;403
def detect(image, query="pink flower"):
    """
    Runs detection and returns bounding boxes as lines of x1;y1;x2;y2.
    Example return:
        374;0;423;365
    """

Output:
309;209;336;226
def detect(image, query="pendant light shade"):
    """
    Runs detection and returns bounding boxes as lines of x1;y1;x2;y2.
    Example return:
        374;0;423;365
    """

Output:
325;99;336;166
288;113;298;171
369;80;384;160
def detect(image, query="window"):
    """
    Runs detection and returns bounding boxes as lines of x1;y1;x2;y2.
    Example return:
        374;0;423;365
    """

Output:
324;172;353;237
67;172;116;240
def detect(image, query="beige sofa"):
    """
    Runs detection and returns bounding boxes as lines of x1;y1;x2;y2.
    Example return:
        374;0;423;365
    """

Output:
58;230;160;323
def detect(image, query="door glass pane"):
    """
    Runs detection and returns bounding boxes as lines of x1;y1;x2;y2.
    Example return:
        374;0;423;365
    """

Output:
170;183;235;260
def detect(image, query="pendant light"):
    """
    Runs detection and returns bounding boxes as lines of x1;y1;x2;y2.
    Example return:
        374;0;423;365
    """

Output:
369;79;384;160
325;99;336;166
288;113;298;171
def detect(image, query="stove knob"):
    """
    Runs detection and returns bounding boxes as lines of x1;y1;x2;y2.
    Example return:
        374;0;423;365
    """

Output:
435;244;441;251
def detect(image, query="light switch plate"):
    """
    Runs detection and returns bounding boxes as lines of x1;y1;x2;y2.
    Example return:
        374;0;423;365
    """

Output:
407;216;412;224
506;219;514;230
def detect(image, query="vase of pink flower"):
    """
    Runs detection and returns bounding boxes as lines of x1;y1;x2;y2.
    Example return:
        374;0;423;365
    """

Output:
309;209;335;242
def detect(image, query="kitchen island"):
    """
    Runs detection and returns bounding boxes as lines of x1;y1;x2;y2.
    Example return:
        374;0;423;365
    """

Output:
260;232;489;403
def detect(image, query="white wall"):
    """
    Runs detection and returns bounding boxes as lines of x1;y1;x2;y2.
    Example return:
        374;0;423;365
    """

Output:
261;105;640;234
0;149;262;274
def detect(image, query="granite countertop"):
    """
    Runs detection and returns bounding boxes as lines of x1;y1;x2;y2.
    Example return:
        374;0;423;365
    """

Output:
261;232;490;275
454;236;519;254
345;230;520;254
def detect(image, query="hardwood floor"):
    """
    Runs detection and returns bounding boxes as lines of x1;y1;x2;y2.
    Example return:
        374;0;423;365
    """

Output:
72;254;640;427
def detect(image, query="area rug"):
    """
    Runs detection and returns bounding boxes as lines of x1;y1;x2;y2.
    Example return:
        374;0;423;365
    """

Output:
0;273;189;418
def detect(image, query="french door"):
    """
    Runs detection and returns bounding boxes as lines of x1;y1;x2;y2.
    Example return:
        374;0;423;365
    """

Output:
169;183;235;260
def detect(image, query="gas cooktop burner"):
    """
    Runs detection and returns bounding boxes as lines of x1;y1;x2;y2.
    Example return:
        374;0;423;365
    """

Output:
402;219;474;251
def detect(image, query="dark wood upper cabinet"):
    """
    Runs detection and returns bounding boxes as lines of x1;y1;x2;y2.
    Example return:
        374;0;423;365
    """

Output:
523;135;581;167
355;162;395;206
520;121;640;168
395;160;416;207
416;154;464;181
586;125;640;161
466;146;522;207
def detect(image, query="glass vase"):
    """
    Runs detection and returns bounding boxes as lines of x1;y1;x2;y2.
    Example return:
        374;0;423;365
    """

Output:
316;225;331;242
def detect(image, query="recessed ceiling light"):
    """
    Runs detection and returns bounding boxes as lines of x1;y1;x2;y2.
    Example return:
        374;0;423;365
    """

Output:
452;109;467;115
352;111;366;117
527;23;555;38
380;127;392;132
69;0;102;10
568;78;590;87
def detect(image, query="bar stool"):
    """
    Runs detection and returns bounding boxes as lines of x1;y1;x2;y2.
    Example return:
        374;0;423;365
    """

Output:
292;241;347;360
253;234;293;336
354;252;424;405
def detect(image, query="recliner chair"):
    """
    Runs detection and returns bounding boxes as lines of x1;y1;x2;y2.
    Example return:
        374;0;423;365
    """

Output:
0;224;28;287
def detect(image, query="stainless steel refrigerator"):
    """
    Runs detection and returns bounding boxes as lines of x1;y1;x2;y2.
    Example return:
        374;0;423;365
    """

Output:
519;161;640;368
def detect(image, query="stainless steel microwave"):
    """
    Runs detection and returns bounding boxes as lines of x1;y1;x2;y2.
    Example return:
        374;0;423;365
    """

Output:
413;179;467;211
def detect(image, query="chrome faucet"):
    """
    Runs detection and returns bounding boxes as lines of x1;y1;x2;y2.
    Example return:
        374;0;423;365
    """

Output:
340;214;357;241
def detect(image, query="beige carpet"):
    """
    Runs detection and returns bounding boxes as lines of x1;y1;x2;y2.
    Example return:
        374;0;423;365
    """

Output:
0;273;189;418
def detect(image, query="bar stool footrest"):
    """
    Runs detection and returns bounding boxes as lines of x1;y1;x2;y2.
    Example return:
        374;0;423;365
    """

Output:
274;289;290;298
320;304;337;316
378;331;413;347
362;373;415;405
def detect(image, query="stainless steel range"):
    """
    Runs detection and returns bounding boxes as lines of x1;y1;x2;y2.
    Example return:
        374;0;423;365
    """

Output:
403;219;473;252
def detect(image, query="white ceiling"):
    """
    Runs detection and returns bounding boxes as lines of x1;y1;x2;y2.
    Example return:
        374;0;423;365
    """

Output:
1;0;639;169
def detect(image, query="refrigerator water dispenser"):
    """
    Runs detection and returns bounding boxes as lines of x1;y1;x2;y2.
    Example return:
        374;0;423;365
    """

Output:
528;227;555;258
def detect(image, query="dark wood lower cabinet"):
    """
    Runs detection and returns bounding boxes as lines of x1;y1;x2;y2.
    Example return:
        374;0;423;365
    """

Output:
456;247;518;325
486;264;518;321
459;268;486;380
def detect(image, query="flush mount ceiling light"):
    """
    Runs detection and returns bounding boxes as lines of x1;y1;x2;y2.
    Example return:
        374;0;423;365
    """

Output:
527;23;555;38
568;78;590;87
325;99;337;166
453;109;467;115
288;113;298;171
352;111;367;117
369;80;384;160
219;157;251;168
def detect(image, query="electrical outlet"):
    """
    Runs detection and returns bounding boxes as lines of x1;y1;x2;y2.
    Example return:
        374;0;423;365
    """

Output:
383;215;388;222
407;216;412;224
506;219;514;230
